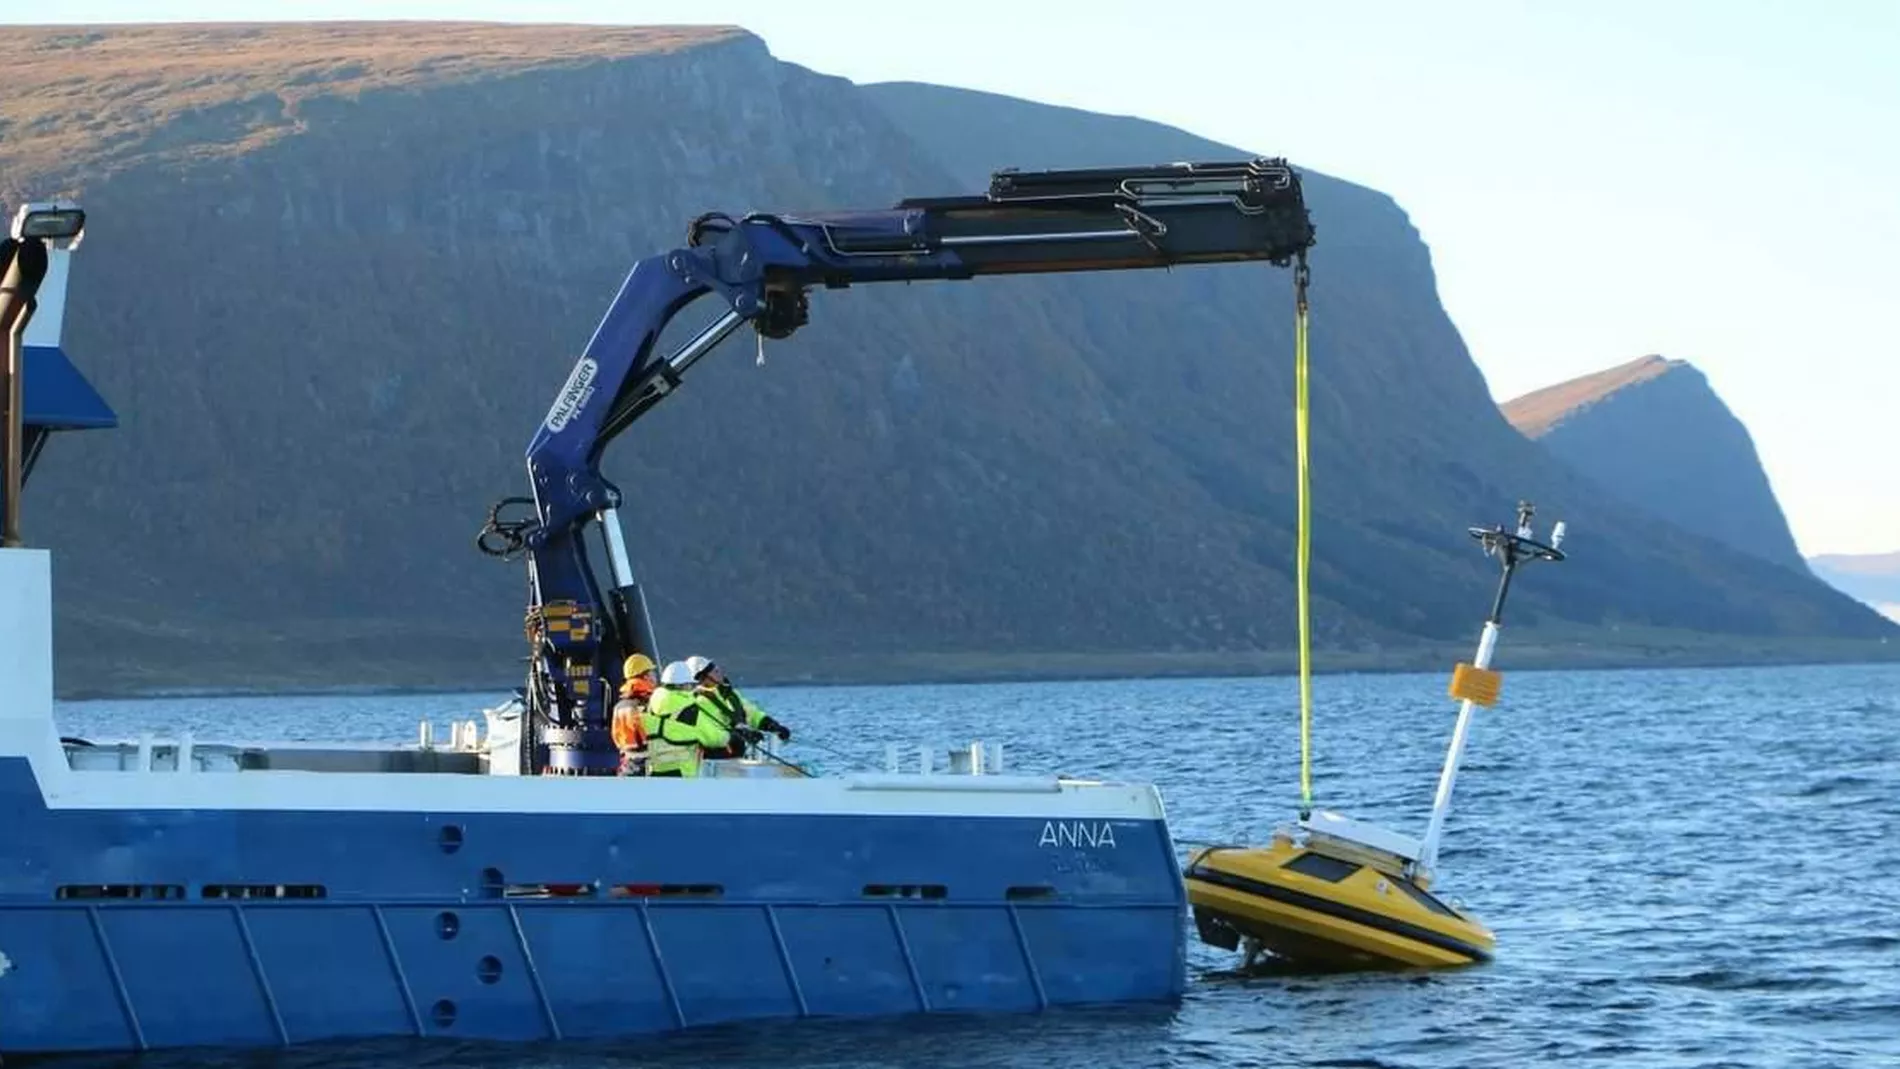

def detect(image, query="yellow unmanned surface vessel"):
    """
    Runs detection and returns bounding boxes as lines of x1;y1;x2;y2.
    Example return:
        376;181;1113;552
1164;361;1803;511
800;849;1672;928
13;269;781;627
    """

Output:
1183;262;1568;970
1186;502;1567;969
1184;816;1491;969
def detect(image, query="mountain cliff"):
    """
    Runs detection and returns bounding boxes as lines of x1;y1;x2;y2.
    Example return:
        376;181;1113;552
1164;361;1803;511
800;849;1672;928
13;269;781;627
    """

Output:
2;23;1891;695
1808;553;1900;622
1501;355;1810;573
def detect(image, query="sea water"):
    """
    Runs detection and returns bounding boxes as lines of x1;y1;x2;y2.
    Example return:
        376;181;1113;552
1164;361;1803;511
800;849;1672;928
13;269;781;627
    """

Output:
50;663;1900;1068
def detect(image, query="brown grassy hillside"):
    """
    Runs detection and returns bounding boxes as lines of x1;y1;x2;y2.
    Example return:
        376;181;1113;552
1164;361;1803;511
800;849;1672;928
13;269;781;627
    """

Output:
1500;354;1679;439
0;21;745;196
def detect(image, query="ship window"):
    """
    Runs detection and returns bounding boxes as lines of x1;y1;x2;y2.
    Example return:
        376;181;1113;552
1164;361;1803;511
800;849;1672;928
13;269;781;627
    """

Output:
1006;885;1057;901
1388;876;1460;918
863;884;947;900
476;955;504;984
607;883;724;898
56;884;186;901
201;884;327;900
1282;851;1360;883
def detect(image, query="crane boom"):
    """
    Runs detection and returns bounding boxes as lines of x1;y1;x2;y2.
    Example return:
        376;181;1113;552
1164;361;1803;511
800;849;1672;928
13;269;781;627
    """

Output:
479;157;1316;774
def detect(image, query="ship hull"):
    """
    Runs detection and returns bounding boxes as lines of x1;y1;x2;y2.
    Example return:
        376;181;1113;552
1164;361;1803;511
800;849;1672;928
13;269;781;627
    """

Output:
0;757;1185;1055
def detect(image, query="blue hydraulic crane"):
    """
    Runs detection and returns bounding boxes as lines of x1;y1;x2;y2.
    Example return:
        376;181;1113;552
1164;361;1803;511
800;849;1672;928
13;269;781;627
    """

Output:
477;158;1317;775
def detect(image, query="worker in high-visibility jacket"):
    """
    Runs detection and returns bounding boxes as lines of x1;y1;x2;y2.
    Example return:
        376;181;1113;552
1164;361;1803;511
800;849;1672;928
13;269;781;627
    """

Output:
610;652;657;776
684;655;792;745
641;660;738;777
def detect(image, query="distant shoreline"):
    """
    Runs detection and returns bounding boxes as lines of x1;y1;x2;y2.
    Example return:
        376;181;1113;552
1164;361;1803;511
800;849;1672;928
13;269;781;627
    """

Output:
54;635;1900;702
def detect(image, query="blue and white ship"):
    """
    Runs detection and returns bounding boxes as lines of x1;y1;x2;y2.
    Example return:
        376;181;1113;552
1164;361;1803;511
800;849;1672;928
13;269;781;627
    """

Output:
0;159;1316;1057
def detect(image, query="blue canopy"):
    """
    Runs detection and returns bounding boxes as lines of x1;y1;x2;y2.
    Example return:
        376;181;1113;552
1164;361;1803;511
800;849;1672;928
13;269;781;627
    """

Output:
21;343;116;431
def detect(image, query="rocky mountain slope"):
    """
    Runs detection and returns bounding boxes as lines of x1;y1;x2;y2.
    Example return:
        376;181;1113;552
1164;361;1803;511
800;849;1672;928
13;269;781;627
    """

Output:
2;23;1891;694
1501;355;1809;573
1808;553;1900;622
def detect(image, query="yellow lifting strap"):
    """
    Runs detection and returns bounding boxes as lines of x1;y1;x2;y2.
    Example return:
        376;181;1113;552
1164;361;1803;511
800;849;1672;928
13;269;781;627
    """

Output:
1294;251;1314;817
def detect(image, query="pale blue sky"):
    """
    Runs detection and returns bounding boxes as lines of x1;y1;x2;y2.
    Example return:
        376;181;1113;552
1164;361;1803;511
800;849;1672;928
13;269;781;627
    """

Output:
12;1;1899;555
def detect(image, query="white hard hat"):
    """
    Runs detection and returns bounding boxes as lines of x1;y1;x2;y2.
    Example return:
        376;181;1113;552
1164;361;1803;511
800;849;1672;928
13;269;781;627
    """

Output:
683;655;712;678
660;661;694;686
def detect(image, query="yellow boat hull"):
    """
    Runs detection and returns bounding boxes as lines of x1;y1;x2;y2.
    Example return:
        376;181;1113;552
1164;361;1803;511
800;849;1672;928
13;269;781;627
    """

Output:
1183;839;1494;970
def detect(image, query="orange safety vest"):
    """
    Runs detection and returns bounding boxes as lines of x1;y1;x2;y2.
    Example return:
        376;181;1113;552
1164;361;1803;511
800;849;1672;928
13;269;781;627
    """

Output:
611;678;654;751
